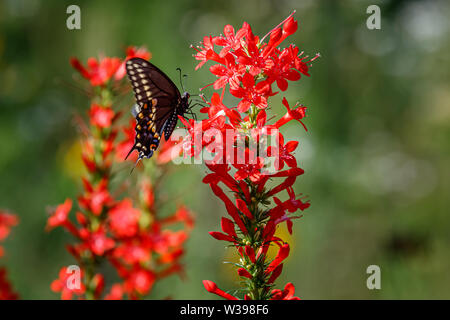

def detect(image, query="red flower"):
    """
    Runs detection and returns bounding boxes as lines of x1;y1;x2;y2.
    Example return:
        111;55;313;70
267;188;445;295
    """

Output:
267;264;284;284
209;183;247;234
235;25;268;77
209;231;236;242
114;46;151;80
140;180;155;210
209;61;243;90
270;282;300;300
230;72;269;112
274;97;308;130
113;242;150;265
213;24;248;57
233;150;264;183
104;283;124;300
175;206;195;230
266;243;290;273
0;268;18;300
267;133;299;171
70;56;122;86
124;268;156;296
81;227;115;256
46;199;72;230
109;199;140;238
193;35;217;70
266;50;301;92
266;16;298;49
0;211;19;242
78;179;113;216
51;266;86;300
116;119;137;162
156;138;183;165
89;104;115;128
161;205;195;230
203;280;238;300
237;268;253;279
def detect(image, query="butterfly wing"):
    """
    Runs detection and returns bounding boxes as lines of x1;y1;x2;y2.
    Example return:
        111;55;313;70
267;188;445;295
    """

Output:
125;58;181;160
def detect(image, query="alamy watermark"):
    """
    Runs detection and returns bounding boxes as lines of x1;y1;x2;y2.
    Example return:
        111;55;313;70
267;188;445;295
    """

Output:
66;5;81;30
366;265;381;290
167;124;282;175
66;265;81;290
366;5;381;30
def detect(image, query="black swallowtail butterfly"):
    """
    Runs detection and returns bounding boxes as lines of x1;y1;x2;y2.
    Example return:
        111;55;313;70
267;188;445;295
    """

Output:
125;57;191;161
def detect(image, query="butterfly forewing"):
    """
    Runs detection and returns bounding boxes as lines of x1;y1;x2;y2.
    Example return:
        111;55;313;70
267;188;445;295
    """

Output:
126;58;180;106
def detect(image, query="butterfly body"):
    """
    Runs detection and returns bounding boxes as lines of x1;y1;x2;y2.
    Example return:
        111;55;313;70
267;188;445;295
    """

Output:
125;58;190;161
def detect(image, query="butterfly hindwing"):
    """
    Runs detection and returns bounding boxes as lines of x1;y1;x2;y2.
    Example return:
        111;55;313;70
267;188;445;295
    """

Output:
125;100;160;160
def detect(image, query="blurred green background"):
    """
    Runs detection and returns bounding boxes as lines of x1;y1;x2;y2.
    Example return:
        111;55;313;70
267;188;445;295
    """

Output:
1;0;449;299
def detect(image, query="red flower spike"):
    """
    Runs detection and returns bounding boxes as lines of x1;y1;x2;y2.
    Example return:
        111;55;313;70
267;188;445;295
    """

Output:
190;12;315;300
50;48;195;300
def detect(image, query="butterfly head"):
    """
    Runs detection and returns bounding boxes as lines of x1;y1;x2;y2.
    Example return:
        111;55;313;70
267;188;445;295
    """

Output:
179;91;190;113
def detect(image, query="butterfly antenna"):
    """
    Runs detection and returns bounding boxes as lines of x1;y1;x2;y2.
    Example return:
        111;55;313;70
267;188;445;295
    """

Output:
177;67;186;92
130;157;142;175
183;74;188;92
